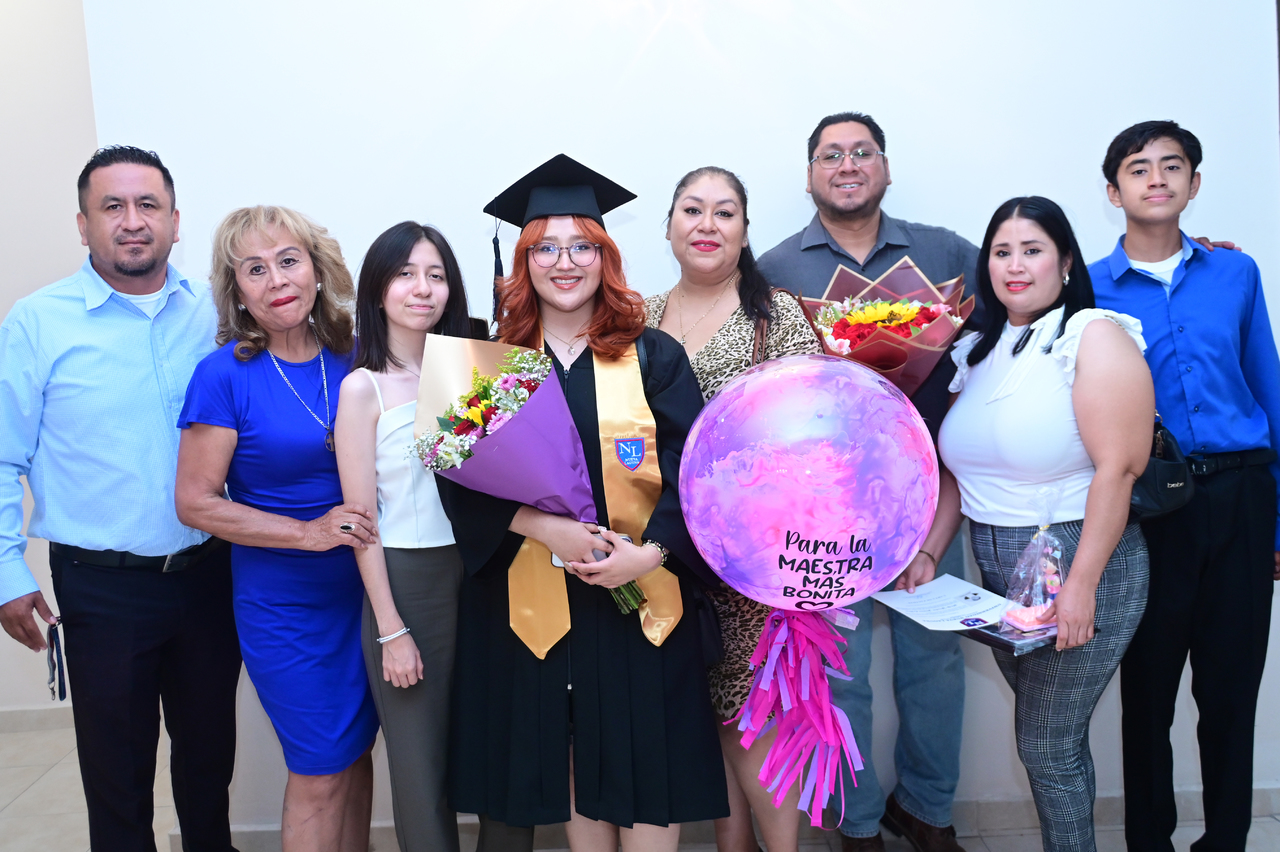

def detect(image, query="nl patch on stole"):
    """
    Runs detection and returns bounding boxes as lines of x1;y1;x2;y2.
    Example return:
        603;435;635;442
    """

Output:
614;438;645;471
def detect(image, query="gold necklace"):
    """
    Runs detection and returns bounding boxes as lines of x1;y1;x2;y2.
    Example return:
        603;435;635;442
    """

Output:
676;271;740;346
543;326;588;357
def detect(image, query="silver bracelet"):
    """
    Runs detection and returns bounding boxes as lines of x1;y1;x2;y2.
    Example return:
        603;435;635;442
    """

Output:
377;626;410;644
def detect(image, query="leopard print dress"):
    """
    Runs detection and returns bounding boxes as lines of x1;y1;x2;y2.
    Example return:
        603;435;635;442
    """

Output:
645;288;822;719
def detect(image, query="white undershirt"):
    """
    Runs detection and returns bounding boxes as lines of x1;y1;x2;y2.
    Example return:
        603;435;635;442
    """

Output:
1128;250;1182;296
114;287;168;318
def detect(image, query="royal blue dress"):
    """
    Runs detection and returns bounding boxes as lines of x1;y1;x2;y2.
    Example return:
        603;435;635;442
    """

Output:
179;340;378;775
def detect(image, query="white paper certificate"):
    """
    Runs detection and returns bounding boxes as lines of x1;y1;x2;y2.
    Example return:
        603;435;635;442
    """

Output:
870;574;1007;631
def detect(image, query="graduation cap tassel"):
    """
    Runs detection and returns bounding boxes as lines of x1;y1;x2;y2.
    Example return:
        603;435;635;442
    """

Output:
491;223;503;329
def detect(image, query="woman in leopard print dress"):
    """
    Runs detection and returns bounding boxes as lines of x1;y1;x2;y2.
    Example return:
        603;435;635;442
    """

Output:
646;167;821;852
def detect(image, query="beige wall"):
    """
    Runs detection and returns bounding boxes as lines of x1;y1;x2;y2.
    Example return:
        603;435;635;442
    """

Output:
0;5;397;825
0;0;98;708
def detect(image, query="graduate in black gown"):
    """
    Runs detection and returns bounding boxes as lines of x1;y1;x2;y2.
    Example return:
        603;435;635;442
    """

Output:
438;156;728;851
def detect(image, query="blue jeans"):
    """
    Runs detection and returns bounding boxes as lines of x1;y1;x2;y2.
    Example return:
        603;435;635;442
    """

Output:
830;532;967;837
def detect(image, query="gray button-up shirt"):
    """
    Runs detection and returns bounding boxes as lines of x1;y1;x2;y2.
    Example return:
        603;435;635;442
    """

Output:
757;212;983;439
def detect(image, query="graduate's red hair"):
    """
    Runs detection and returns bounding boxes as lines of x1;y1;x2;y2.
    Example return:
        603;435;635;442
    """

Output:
497;216;645;360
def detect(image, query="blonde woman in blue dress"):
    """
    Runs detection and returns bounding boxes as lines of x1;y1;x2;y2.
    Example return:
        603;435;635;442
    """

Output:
334;222;477;852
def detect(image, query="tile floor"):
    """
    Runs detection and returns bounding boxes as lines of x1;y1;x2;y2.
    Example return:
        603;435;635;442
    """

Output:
521;816;1280;852
0;724;174;852
2;719;1279;852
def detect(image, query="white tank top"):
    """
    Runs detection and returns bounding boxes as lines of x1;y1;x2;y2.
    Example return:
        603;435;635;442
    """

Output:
357;369;455;549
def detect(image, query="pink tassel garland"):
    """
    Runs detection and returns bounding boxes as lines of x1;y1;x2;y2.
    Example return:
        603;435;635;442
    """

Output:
730;609;865;828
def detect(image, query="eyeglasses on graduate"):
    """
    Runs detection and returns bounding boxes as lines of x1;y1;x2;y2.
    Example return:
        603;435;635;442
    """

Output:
527;242;601;268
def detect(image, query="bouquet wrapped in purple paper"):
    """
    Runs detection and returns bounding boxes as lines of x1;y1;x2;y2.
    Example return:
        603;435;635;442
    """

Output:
414;347;554;470
410;335;645;612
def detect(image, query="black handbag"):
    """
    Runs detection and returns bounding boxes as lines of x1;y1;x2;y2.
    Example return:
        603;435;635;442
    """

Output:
1130;414;1195;520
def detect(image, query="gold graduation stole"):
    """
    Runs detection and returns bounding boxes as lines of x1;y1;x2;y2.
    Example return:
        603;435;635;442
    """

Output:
507;342;684;659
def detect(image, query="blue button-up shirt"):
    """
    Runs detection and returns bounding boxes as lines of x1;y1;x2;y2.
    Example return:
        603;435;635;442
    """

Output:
1090;234;1280;549
0;257;219;604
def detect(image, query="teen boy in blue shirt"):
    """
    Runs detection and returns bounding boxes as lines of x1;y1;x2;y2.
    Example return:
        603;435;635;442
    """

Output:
1089;120;1280;852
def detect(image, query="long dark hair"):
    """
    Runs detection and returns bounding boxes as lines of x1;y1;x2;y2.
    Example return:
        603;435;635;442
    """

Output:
354;222;472;371
665;166;773;323
967;196;1095;367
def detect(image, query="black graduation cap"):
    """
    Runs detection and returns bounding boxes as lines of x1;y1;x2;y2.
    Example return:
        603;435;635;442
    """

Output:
484;154;636;229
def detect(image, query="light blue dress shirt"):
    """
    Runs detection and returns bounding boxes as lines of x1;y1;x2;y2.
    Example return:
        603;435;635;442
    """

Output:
0;257;218;605
1090;234;1280;549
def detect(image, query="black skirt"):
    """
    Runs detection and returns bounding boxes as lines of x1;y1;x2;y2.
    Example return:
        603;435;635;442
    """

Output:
449;555;728;827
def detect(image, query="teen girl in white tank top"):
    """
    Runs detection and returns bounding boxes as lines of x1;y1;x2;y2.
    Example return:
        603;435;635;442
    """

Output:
333;223;476;852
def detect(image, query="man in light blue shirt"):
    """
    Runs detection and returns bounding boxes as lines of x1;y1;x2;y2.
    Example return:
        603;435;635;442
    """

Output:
0;147;241;852
1090;121;1280;852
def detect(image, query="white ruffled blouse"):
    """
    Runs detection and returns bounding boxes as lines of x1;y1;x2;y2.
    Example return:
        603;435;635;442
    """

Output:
937;307;1146;527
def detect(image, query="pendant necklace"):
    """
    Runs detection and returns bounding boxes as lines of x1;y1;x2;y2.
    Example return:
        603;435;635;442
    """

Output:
676;271;739;346
544;326;587;358
267;329;335;451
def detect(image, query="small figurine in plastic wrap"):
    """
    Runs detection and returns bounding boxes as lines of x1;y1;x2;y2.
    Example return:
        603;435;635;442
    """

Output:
1000;485;1069;635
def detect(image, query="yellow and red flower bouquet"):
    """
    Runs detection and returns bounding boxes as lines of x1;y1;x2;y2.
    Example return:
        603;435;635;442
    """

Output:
803;257;976;397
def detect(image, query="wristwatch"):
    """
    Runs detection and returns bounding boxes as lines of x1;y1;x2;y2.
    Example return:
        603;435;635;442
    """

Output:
642;539;669;568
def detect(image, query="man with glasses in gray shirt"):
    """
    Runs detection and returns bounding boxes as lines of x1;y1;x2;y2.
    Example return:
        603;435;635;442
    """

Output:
758;111;979;852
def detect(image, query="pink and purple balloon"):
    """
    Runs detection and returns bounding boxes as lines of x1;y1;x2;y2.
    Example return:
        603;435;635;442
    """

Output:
679;354;939;611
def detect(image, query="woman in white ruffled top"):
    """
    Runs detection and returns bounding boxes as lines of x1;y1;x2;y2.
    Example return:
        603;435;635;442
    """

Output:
918;197;1154;852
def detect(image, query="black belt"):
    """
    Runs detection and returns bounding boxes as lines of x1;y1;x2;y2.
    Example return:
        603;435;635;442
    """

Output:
1186;449;1277;477
50;537;226;573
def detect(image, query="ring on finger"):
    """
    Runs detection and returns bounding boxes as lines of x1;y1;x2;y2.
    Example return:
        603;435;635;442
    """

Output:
339;522;356;533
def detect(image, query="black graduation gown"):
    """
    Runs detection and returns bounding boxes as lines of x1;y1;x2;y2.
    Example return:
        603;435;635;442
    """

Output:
438;328;729;828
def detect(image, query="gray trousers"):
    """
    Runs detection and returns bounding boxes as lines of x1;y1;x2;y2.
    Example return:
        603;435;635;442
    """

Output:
970;520;1148;852
361;545;465;852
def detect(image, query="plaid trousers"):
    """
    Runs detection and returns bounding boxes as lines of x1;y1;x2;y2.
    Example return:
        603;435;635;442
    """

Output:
970;520;1149;852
